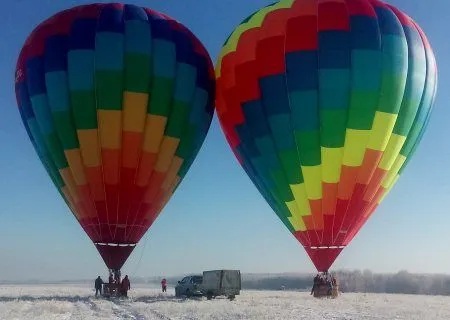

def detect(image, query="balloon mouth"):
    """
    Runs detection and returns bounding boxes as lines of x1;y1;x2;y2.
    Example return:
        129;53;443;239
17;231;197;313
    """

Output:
95;243;137;270
304;246;345;273
94;243;137;247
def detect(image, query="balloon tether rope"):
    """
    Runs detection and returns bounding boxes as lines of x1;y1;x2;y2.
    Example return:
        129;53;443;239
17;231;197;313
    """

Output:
131;232;149;277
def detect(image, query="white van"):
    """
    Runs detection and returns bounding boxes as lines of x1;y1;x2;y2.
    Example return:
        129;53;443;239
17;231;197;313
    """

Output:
201;270;241;300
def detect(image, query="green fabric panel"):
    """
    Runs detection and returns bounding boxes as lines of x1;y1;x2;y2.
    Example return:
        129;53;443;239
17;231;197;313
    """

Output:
95;71;124;110
52;111;79;150
393;98;421;136
268;114;296;151
278;149;302;185
377;35;408;114
29;119;64;188
165;101;190;138
124;53;151;93
175;124;195;160
320;110;347;148
45;133;68;169
149;77;174;116
270;169;294;202
70;91;97;130
295;130;321;166
393;48;427;136
347;91;379;130
377;73;407;114
400;114;427;157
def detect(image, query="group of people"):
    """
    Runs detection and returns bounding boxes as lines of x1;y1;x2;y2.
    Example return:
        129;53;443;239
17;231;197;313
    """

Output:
94;271;131;298
311;273;337;296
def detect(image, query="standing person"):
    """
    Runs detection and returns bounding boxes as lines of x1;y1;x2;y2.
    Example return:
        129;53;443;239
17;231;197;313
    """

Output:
95;276;104;298
311;274;320;295
109;272;114;284
114;270;121;284
121;275;131;297
161;278;167;292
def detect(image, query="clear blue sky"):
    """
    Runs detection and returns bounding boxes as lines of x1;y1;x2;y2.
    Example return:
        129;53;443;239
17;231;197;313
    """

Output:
1;0;449;282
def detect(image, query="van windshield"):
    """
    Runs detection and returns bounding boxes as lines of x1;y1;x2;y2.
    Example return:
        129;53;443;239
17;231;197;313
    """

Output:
192;276;203;284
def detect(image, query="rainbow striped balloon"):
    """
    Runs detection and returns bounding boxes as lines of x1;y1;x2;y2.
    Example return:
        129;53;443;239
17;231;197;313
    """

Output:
15;3;215;270
216;0;437;271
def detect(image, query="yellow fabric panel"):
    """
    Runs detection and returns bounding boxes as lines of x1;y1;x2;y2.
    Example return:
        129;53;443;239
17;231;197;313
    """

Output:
143;115;167;153
342;129;370;167
286;200;307;231
290;183;312;216
162;156;184;190
77;129;101;167
379;175;399;204
123;92;148;133
381;154;406;188
378;134;407;170
301;165;322;200
98;110;122;150
64;149;87;185
321;147;343;183
154;137;180;173
59;168;79;202
367;111;398;151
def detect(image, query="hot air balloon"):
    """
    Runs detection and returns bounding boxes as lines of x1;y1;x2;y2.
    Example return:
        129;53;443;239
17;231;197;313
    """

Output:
216;0;437;273
14;3;215;274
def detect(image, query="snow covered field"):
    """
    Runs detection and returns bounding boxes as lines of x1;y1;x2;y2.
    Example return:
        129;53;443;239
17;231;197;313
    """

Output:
1;284;449;320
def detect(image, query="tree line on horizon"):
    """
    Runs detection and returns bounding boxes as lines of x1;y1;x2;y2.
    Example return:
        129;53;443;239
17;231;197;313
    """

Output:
147;269;450;296
2;270;449;296
240;270;450;296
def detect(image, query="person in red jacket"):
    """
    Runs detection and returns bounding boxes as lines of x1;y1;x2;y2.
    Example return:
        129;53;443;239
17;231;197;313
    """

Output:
121;275;131;297
161;278;167;292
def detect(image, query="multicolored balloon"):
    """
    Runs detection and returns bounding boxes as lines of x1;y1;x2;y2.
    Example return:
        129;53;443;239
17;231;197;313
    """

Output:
216;0;437;271
15;3;215;270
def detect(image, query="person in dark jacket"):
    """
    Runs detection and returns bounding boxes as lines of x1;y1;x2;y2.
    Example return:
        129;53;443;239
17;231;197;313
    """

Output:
95;276;104;297
121;275;131;297
311;274;320;295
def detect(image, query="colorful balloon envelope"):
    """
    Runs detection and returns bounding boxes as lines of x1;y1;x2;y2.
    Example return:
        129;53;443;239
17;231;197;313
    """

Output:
216;0;437;271
15;3;215;270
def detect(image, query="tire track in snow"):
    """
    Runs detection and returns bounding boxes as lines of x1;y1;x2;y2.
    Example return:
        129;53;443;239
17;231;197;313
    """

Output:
146;308;172;320
113;298;172;320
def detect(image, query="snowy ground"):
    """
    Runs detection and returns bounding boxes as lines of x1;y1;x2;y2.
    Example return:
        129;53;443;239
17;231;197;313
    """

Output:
1;284;449;320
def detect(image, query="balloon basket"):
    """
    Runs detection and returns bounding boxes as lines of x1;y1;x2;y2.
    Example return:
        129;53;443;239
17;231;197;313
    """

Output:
102;283;122;298
313;284;339;299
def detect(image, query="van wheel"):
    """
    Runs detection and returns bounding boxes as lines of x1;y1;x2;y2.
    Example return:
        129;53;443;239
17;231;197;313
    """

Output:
206;292;213;300
228;295;235;301
185;289;191;297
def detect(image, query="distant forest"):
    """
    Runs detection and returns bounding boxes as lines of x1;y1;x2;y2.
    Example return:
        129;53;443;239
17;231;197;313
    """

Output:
239;270;450;296
153;270;450;296
3;270;450;296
